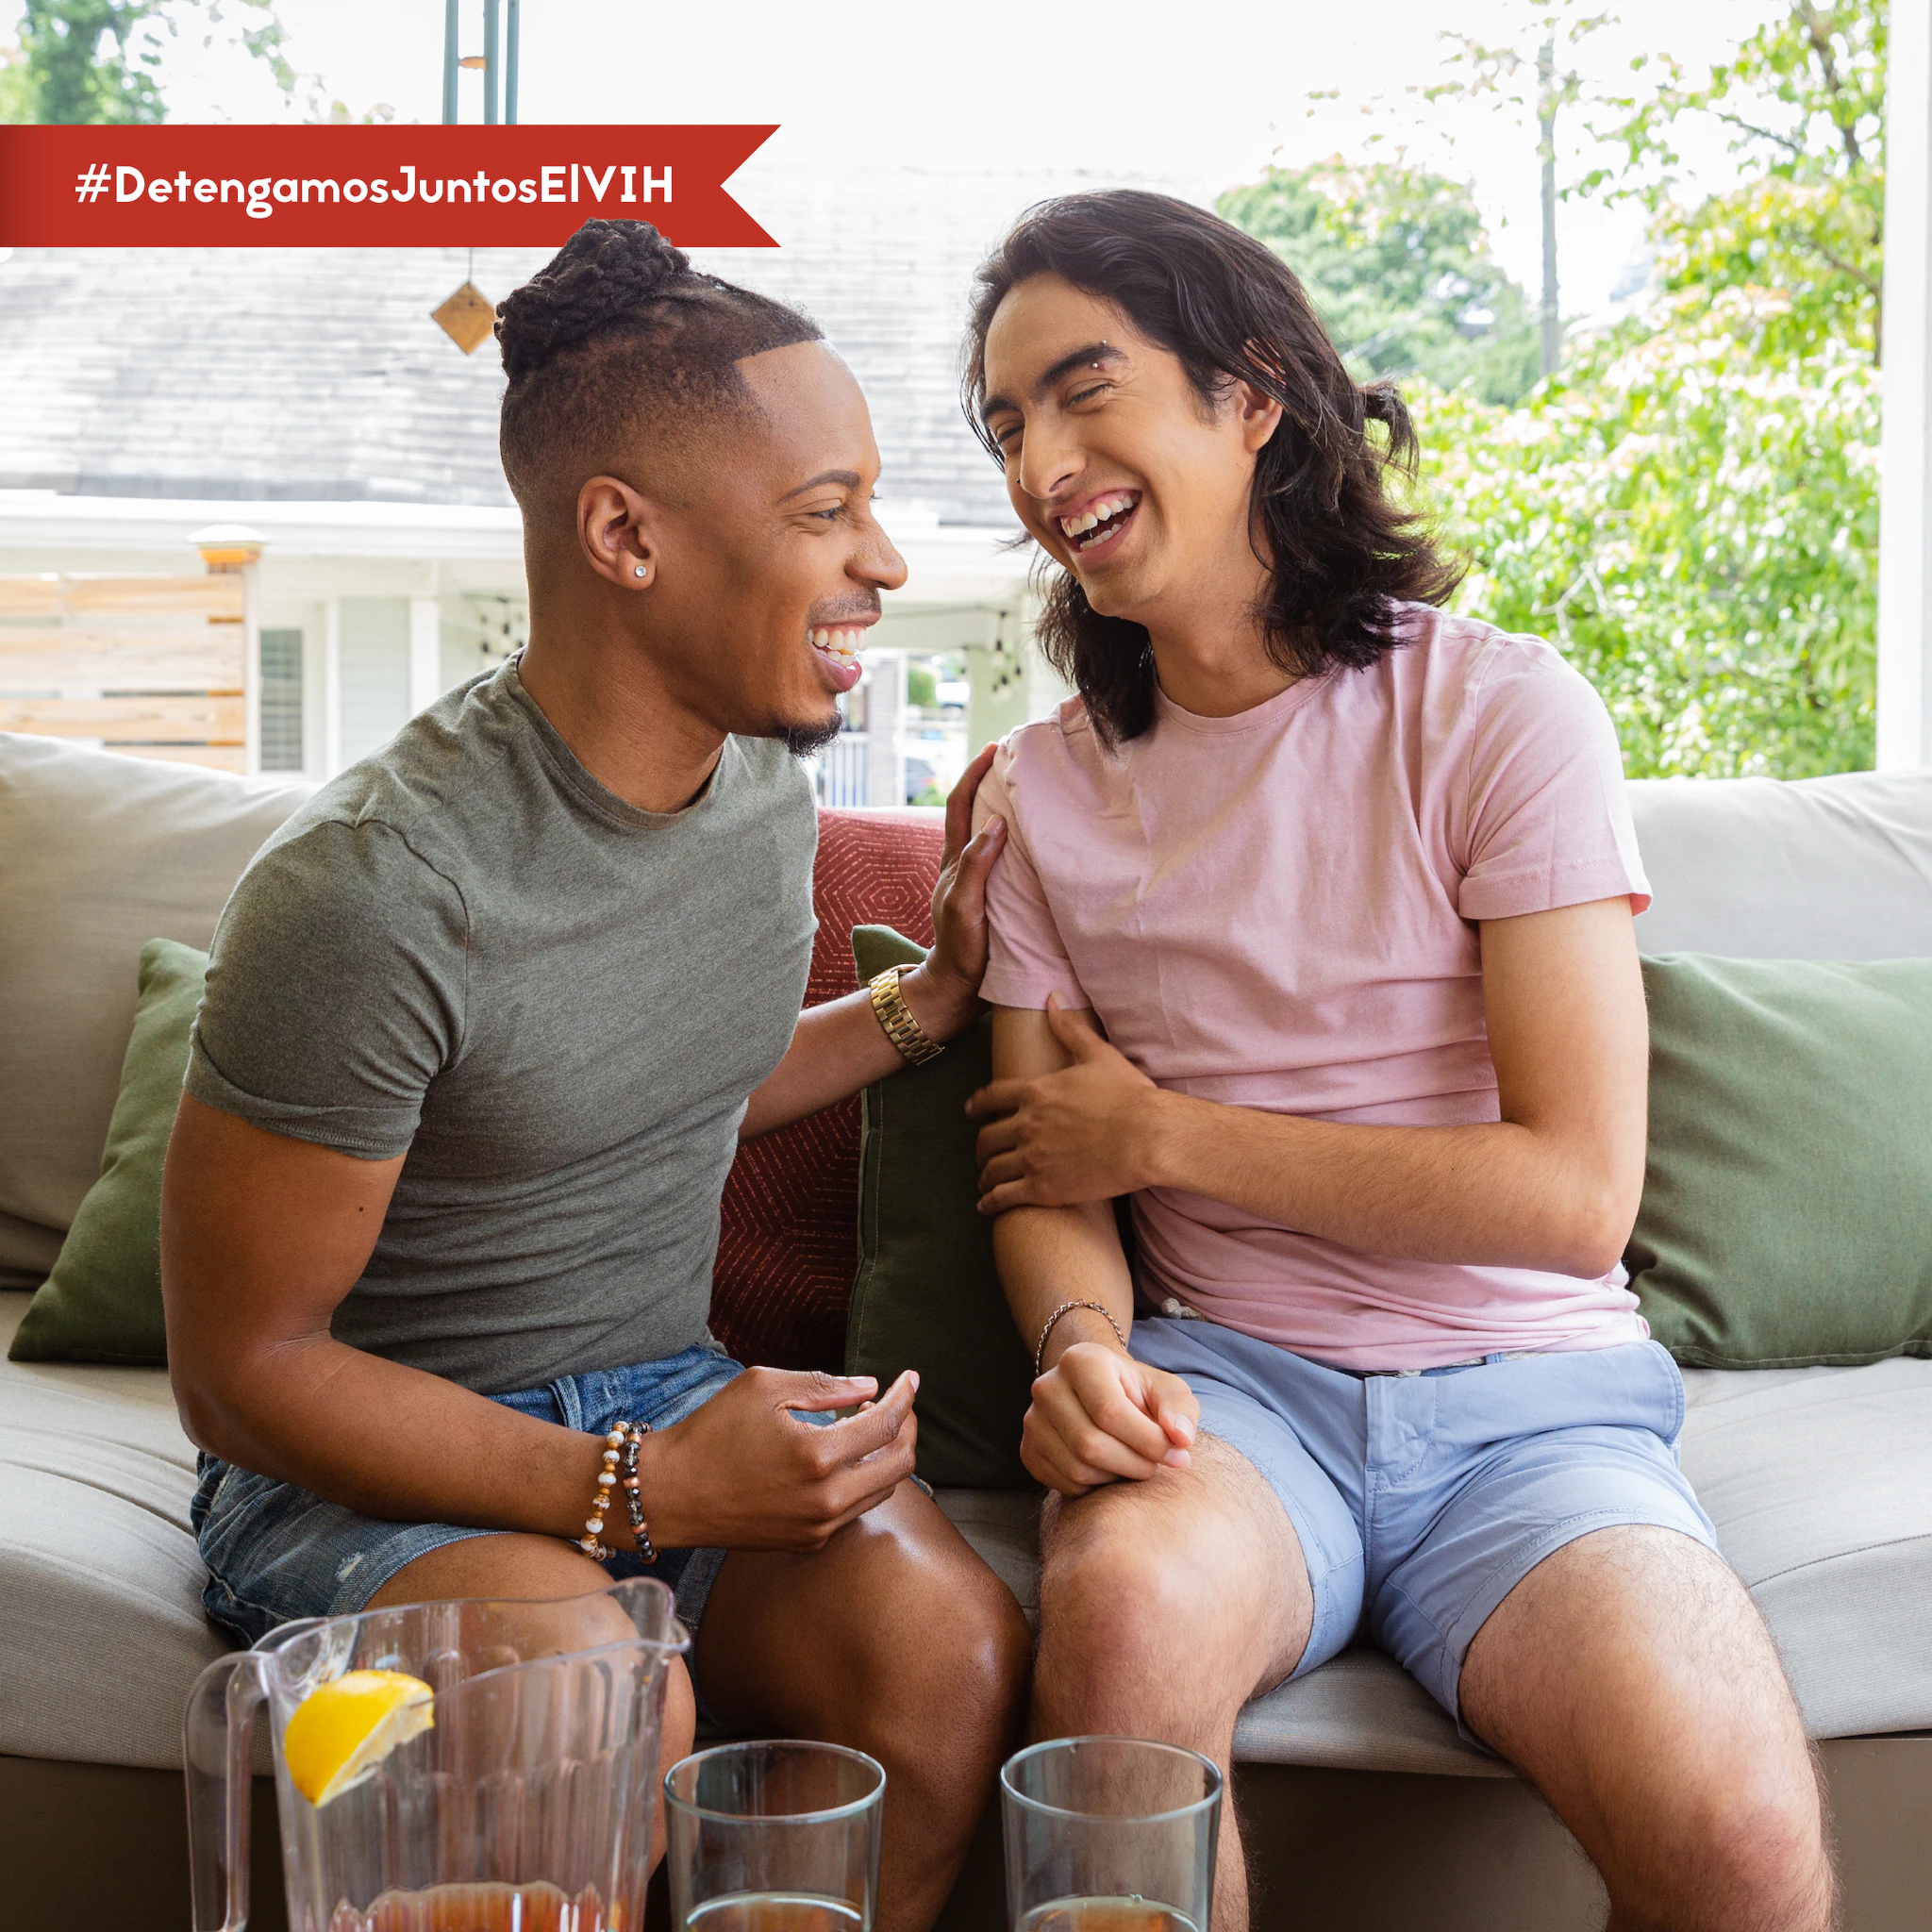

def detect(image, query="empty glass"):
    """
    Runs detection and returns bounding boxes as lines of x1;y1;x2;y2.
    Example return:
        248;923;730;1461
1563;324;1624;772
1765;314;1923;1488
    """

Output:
1001;1737;1223;1932
184;1574;689;1932
664;1740;886;1932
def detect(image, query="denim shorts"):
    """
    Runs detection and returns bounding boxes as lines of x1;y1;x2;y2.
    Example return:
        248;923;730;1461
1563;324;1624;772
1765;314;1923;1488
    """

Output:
1128;1320;1719;1740
192;1342;749;1648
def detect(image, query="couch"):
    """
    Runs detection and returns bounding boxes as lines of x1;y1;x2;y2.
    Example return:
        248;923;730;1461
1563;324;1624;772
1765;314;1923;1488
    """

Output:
3;729;1931;1931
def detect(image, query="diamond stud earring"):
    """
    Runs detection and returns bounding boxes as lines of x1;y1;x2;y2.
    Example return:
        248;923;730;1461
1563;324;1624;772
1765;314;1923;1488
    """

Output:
633;564;648;579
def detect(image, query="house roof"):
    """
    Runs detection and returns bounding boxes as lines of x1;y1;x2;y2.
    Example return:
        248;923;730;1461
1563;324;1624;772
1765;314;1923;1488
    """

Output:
0;164;1205;528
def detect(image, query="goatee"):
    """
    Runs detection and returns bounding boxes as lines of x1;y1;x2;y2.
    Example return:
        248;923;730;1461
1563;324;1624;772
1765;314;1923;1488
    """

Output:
778;715;845;758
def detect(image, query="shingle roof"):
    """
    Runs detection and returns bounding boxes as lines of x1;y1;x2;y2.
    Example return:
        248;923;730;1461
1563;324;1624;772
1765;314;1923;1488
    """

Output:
0;165;1203;526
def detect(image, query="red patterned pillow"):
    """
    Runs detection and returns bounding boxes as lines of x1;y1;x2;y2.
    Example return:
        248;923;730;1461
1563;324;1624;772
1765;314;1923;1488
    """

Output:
710;808;945;1369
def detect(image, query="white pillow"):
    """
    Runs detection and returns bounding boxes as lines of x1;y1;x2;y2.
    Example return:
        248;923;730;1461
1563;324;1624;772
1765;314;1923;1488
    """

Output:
0;735;312;1285
1629;770;1932;962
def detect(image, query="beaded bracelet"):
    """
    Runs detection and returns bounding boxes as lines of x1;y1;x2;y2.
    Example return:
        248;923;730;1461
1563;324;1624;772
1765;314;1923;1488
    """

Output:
621;1421;657;1567
578;1421;659;1566
578;1423;632;1563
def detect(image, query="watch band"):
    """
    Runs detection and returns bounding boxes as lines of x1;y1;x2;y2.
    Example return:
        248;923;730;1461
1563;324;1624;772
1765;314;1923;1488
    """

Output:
869;963;945;1067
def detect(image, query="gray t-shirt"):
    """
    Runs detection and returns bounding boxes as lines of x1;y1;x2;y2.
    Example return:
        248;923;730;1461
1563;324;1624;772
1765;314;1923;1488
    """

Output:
187;659;819;1394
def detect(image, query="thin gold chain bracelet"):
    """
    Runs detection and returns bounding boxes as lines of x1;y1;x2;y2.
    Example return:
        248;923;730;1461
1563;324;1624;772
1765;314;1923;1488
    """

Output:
1034;1299;1130;1377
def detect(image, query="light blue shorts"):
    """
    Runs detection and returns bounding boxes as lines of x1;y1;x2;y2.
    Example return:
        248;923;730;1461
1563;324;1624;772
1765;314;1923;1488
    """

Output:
1128;1321;1719;1739
192;1342;747;1648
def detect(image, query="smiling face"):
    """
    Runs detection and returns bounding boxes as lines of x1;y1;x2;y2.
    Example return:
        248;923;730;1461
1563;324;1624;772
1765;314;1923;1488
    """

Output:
979;275;1275;633
611;341;907;750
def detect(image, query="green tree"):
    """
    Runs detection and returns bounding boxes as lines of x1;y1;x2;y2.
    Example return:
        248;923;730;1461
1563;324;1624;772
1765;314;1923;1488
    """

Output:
1291;0;1892;780
8;1;167;121
1416;285;1879;778
1;0;298;125
1591;0;1886;359
1219;159;1543;405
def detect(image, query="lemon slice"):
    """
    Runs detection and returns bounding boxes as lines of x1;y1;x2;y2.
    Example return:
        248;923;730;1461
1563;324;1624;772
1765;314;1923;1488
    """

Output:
283;1669;435;1807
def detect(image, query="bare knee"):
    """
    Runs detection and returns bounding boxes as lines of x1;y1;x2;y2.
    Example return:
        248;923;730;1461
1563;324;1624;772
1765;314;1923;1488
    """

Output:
1037;1460;1305;1727
870;1530;1031;1769
1611;1809;1832;1932
1041;1498;1204;1668
1646;1746;1833;1932
1050;1444;1303;1628
1467;1529;1833;1932
808;1492;1032;1783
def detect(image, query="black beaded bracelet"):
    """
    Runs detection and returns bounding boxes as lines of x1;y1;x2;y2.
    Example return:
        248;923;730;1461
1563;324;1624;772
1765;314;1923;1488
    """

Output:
621;1422;657;1566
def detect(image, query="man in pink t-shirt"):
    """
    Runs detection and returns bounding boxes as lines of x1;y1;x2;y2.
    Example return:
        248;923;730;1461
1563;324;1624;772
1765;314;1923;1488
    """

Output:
959;192;1832;1932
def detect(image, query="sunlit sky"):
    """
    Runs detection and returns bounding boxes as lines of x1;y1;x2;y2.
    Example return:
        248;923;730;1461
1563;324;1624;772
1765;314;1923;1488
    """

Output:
25;0;1781;319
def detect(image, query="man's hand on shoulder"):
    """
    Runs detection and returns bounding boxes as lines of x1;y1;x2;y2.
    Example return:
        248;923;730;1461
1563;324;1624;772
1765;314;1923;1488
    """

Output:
899;742;1008;1042
1024;1312;1199;1497
635;1366;920;1553
740;747;1007;1139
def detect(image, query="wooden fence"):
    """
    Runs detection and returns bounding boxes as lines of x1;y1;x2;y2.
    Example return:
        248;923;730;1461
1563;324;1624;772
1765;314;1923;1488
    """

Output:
0;572;257;774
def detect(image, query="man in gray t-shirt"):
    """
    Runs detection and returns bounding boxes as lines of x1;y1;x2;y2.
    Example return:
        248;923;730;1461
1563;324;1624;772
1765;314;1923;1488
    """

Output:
189;661;819;1395
161;222;1021;1932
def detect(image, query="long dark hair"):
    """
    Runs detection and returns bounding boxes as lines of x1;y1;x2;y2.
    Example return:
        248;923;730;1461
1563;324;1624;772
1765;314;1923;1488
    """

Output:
962;191;1462;744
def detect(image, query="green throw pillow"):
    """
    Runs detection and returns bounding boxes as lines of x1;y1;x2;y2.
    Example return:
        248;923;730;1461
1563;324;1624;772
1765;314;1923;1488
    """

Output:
1629;954;1932;1369
844;926;1038;1489
8;938;205;1364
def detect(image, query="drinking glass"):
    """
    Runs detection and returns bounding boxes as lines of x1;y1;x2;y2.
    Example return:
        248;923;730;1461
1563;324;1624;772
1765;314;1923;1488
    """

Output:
184;1574;688;1932
1001;1736;1223;1932
663;1740;886;1932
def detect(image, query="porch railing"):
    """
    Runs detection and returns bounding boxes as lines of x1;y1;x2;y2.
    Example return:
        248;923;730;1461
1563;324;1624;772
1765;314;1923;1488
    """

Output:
812;729;869;808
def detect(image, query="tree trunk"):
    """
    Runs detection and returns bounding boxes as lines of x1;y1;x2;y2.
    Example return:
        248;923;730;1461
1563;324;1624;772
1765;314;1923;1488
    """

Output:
1539;39;1560;377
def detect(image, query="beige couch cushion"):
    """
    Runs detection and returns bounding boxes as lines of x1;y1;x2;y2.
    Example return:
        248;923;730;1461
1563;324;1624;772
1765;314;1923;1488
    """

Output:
0;1291;229;1767
0;735;312;1287
1678;1357;1932;1740
1628;771;1932;960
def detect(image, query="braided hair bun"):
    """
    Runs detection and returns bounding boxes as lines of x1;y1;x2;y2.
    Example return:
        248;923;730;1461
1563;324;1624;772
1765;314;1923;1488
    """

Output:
494;218;822;508
496;220;698;382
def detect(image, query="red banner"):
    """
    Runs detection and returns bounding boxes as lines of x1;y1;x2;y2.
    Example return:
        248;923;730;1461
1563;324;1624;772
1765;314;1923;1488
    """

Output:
0;125;777;247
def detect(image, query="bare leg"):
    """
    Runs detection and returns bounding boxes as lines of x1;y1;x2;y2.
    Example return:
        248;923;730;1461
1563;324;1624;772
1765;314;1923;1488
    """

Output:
695;1482;1033;1932
1030;1438;1313;1932
1459;1525;1835;1932
368;1535;698;1874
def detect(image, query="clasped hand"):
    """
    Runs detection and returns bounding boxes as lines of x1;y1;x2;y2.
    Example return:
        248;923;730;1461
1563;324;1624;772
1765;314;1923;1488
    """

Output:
967;993;1167;1213
1022;1338;1200;1496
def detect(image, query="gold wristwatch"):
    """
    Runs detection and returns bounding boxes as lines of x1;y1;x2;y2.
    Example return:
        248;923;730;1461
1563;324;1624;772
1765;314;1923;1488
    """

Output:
868;963;946;1067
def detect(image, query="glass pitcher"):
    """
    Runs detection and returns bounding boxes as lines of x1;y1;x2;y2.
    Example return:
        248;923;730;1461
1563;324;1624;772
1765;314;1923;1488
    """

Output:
185;1575;690;1932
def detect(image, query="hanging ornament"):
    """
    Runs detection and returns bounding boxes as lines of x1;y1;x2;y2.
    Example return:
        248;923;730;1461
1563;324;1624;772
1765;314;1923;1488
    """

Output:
432;249;494;355
432;280;496;355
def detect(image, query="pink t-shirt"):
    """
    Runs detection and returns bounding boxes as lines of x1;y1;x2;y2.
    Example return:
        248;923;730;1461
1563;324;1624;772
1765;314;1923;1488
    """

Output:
974;605;1653;1371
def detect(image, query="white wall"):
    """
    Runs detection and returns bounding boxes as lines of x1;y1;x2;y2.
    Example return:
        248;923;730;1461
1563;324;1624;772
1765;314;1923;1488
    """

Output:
337;597;412;768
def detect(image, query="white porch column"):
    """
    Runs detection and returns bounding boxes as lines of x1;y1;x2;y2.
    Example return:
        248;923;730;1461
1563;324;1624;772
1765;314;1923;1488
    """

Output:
408;594;443;716
865;651;907;808
1877;0;1932;770
322;596;343;778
